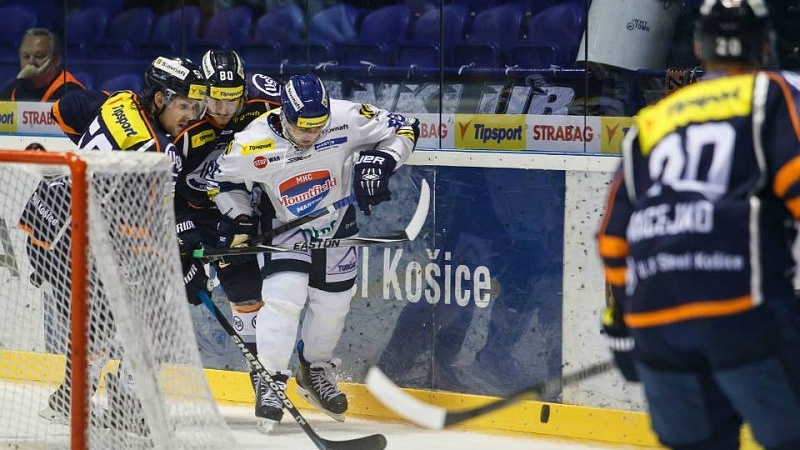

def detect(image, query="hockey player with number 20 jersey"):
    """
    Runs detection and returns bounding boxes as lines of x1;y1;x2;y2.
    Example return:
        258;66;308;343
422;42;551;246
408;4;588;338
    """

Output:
207;74;419;433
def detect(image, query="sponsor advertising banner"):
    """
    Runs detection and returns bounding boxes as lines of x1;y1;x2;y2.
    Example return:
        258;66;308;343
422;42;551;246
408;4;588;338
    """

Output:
0;102;16;134
0;101;62;135
454;114;526;150
341;166;564;396
600;116;635;154
527;114;601;152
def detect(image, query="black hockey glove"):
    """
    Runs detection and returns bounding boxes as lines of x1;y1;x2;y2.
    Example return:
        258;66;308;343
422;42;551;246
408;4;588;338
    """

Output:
353;149;397;215
177;220;210;305
217;216;257;265
601;298;638;382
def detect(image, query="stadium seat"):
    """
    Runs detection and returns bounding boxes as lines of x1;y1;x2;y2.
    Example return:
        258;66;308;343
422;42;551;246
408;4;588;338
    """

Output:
200;6;254;49
308;4;362;42
5;0;62;31
253;4;304;45
137;42;180;63
107;7;156;47
99;72;142;94
0;42;19;65
80;0;123;20
150;6;202;48
512;1;585;68
517;0;564;17
65;7;110;44
337;4;411;66
238;43;284;71
451;0;499;19
71;70;94;90
0;6;37;44
454;3;523;69
286;40;336;66
397;4;468;69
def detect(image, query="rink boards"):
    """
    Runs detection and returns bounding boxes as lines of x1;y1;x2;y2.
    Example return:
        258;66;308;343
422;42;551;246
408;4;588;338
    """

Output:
0;134;763;449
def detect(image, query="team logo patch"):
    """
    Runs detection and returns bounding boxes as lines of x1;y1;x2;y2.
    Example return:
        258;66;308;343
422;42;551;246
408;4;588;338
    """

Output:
278;170;338;216
250;74;280;97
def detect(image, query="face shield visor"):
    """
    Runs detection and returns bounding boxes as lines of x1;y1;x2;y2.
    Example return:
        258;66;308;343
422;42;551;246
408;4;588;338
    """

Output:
164;84;208;122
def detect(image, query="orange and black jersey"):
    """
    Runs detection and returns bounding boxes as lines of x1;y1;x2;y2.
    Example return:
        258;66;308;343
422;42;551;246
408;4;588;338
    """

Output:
597;71;800;329
172;73;280;222
51;89;110;144
0;69;85;102
18;176;71;251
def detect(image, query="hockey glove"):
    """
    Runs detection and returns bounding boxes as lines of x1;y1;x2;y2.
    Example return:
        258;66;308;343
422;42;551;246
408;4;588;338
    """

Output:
601;302;639;382
177;220;210;305
217;216;257;265
353;149;397;215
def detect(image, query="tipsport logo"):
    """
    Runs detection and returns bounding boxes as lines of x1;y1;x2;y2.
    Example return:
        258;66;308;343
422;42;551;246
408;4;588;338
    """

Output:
278;170;338;216
455;114;525;150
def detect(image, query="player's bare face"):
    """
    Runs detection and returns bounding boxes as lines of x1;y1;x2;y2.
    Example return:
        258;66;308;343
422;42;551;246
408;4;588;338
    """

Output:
205;97;243;127
283;120;325;150
160;96;206;135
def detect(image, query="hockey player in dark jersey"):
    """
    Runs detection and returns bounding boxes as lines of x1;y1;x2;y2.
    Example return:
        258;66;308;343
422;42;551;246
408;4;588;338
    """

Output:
32;56;208;434
597;1;800;449
172;49;281;431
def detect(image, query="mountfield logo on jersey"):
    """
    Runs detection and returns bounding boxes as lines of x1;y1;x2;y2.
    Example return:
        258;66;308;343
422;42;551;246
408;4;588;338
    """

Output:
455;114;525;150
279;170;338;216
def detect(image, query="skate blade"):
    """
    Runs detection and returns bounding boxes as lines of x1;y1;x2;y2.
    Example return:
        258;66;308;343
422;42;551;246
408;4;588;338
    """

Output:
256;418;279;434
296;388;346;422
38;406;69;426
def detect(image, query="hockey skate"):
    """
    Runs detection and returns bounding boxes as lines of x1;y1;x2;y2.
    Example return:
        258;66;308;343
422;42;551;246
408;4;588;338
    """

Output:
39;383;113;432
104;372;150;436
250;371;289;434
295;347;348;422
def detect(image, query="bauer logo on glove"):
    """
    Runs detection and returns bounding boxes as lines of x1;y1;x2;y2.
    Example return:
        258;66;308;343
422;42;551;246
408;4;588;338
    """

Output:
353;149;397;215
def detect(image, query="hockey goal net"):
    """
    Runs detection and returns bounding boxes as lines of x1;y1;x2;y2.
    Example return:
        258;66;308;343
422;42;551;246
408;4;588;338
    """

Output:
0;150;232;449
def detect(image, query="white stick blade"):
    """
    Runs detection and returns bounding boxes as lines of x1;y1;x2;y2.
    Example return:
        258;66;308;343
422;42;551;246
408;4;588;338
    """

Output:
404;178;430;241
365;366;445;430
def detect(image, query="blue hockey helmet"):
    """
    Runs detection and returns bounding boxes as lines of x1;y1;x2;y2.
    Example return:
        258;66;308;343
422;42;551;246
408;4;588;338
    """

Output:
280;75;330;128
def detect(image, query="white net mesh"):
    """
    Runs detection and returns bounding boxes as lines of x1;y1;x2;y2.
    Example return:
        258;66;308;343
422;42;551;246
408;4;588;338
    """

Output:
0;151;233;449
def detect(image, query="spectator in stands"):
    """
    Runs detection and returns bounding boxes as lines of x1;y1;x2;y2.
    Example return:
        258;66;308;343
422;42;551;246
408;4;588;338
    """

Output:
0;28;84;102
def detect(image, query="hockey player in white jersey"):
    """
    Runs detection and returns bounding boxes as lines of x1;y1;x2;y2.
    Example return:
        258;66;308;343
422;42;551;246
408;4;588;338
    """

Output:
208;74;419;432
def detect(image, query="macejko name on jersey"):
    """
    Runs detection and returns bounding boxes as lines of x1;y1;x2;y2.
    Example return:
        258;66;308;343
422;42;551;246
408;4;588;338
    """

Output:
627;199;714;244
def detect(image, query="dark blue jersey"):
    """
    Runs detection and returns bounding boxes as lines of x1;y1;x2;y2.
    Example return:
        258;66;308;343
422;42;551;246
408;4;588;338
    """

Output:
172;73;280;223
598;71;800;329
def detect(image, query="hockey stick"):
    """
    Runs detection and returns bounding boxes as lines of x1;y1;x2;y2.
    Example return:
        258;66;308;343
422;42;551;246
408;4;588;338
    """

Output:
250;194;356;246
197;291;388;450
364;360;615;430
193;179;430;260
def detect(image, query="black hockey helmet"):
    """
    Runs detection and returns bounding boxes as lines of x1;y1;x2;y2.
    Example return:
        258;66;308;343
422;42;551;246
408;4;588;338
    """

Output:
143;56;207;101
695;0;774;66
200;49;246;102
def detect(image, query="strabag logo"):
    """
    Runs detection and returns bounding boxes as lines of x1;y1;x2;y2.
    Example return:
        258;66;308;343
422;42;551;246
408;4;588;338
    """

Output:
455;114;525;150
279;170;338;216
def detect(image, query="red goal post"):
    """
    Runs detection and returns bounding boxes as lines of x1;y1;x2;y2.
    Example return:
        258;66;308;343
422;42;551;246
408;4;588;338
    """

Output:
0;149;232;449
